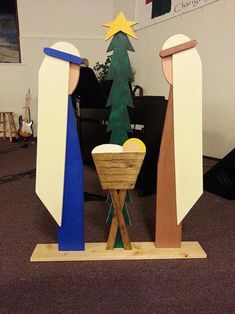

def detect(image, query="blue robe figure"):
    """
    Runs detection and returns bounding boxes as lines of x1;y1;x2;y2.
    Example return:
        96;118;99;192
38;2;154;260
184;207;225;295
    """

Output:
57;96;84;251
41;46;85;251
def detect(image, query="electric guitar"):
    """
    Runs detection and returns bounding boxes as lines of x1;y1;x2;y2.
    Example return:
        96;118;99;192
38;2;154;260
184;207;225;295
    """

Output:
18;89;33;138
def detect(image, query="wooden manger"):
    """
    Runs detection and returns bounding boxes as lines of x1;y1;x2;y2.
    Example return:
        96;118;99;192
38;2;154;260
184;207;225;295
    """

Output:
92;149;145;250
93;152;145;190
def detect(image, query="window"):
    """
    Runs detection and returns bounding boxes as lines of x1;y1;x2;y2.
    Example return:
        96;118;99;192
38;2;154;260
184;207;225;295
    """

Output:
0;0;21;63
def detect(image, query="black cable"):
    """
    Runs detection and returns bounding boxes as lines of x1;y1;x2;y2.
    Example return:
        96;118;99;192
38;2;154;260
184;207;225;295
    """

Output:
0;168;36;185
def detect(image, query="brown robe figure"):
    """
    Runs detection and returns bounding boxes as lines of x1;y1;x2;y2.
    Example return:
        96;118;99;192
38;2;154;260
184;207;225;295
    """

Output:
155;34;202;248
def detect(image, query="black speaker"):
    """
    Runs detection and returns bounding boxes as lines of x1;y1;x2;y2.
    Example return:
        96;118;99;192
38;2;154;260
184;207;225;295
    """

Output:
204;148;235;200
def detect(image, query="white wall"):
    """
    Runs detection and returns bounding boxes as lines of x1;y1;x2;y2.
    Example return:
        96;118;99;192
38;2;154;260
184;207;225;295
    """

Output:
132;0;235;158
0;0;113;134
0;0;234;158
113;0;135;19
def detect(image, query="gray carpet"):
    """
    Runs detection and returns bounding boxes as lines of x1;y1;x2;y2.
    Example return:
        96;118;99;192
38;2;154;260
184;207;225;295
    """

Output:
1;139;235;314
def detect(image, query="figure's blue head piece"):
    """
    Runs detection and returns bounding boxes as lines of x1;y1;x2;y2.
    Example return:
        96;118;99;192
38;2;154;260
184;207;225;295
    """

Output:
44;47;83;65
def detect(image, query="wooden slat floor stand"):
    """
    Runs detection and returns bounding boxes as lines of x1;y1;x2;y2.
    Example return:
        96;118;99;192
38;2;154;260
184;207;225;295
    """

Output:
0;112;17;142
30;241;206;262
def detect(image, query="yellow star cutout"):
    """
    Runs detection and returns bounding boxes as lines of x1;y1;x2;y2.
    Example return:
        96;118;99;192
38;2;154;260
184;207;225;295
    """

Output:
103;11;137;41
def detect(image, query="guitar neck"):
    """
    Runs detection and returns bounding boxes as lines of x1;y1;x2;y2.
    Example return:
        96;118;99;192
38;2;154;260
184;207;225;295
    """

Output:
24;89;31;122
24;107;28;122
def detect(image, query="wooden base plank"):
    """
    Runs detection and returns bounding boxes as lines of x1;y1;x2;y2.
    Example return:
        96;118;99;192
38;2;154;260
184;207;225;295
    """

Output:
30;242;206;262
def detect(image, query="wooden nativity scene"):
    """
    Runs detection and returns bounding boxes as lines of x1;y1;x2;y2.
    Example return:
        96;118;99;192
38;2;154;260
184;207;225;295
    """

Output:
31;12;207;262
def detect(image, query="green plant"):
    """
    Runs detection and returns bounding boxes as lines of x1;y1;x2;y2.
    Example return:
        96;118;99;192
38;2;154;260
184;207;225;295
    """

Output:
93;55;112;81
93;55;135;82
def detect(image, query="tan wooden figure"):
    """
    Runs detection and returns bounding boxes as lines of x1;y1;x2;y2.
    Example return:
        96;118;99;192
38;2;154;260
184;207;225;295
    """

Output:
92;139;146;250
156;34;203;248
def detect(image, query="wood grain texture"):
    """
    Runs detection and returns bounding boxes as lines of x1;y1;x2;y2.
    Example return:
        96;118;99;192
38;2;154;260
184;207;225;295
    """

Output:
155;87;182;248
0;112;17;141
159;40;197;58
0;112;6;139
100;182;136;190
94;168;139;175
94;160;141;168
92;152;145;190
6;113;12;142
106;189;130;250
30;242;207;262
93;152;145;160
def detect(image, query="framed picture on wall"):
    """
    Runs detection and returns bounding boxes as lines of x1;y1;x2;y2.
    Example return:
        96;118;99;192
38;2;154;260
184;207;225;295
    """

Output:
134;0;219;30
0;0;20;63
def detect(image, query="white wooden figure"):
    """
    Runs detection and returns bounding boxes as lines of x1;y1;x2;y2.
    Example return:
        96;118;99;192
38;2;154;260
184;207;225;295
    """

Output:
36;42;85;251
156;34;203;248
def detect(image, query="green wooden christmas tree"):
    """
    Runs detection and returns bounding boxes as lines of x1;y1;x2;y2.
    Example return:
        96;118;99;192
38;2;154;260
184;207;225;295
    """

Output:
106;31;134;144
103;12;138;247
